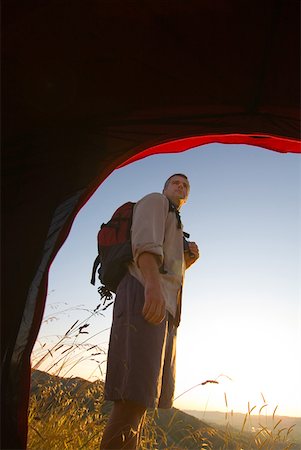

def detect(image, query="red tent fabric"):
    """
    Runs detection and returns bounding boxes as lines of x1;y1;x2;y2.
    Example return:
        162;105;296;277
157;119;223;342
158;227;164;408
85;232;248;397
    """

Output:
2;0;300;448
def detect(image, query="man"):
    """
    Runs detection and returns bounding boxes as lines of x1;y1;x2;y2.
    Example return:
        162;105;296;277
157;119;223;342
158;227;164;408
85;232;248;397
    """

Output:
100;174;199;449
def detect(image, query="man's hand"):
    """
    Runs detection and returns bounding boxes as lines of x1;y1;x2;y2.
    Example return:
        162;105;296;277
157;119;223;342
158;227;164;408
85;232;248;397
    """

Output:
137;252;166;325
184;241;200;269
142;282;166;325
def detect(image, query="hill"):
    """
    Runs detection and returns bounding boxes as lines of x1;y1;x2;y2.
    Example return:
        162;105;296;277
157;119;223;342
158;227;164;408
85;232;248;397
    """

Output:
29;370;300;449
30;370;224;449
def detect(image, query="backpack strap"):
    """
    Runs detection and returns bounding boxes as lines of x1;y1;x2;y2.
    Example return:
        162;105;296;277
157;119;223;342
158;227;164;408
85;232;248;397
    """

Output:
90;255;100;285
168;199;183;229
167;198;193;256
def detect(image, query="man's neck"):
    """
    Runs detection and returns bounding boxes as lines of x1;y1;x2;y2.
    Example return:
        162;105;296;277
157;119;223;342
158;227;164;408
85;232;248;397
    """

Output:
164;195;181;211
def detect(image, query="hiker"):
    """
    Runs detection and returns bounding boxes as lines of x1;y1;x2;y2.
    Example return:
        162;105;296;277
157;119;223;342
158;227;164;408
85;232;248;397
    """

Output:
100;174;199;450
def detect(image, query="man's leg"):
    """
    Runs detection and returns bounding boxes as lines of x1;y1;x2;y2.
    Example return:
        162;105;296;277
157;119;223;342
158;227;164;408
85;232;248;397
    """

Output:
100;400;146;450
102;274;168;448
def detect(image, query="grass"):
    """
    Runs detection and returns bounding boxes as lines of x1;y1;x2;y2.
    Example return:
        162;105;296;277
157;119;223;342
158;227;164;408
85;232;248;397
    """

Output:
28;302;299;449
28;376;299;450
28;377;105;449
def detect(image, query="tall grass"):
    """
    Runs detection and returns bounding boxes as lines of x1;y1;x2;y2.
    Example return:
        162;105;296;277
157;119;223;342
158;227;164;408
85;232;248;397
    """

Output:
31;300;110;379
28;377;106;449
29;301;109;448
28;302;298;449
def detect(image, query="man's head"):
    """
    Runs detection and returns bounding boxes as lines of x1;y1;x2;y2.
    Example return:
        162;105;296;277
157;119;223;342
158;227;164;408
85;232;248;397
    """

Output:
163;173;190;209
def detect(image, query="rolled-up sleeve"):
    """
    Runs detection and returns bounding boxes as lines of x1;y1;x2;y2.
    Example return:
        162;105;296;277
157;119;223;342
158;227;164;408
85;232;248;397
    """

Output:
131;193;169;266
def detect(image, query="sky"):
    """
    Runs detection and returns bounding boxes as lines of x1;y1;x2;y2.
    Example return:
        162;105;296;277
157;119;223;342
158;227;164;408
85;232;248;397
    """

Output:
32;143;301;418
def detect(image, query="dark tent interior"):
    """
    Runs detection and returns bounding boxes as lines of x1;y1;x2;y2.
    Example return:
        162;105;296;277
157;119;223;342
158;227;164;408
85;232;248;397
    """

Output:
2;0;300;448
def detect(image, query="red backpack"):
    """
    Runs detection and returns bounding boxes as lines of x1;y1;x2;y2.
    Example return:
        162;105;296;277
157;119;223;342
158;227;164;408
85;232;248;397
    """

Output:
91;202;135;301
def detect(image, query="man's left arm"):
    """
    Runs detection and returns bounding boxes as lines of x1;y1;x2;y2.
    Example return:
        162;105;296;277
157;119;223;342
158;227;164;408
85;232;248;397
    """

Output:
184;242;200;269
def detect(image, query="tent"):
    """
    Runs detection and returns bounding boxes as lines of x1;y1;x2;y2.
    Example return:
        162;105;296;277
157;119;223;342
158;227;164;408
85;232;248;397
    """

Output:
2;0;300;448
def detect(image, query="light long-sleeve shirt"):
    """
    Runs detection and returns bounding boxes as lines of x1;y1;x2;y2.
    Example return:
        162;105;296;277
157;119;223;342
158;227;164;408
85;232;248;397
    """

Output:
128;192;185;318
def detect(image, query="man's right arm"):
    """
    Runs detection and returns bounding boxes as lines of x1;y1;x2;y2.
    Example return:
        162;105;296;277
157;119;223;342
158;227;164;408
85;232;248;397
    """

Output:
131;193;169;325
137;252;166;325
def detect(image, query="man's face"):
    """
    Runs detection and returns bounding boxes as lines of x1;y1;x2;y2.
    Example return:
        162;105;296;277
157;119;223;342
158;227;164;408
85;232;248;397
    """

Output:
163;175;189;209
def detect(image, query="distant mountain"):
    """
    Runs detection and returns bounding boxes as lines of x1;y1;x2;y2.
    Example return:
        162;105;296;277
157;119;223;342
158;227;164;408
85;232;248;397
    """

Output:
184;410;301;444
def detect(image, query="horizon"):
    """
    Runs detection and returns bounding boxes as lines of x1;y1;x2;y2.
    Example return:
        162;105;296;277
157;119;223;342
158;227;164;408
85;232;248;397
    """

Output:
31;368;301;420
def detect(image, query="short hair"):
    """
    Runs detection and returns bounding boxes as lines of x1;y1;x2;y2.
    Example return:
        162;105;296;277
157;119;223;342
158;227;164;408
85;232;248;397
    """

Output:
163;173;190;192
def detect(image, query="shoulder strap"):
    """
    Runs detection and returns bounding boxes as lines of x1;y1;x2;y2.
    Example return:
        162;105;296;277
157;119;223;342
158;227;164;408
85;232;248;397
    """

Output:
167;198;183;229
90;255;100;285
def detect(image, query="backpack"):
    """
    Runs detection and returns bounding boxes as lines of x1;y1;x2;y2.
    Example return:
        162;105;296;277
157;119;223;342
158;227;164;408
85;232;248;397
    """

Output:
90;201;135;301
91;199;191;303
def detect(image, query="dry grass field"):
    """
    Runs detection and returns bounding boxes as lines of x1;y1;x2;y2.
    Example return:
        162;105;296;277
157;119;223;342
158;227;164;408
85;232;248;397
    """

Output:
28;370;300;450
28;305;300;449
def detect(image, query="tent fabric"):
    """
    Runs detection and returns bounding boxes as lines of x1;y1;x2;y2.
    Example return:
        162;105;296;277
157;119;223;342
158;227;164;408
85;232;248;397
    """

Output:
118;135;301;169
2;0;300;448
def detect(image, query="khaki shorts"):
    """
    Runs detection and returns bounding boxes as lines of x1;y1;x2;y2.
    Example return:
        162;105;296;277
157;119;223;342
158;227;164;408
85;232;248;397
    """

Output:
104;273;177;409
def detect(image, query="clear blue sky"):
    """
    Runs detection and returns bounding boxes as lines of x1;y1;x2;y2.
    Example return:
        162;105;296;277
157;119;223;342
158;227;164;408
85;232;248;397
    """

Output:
33;143;300;417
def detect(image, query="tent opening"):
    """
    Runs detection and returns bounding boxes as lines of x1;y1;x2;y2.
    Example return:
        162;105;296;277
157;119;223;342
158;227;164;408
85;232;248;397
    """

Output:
28;141;300;450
